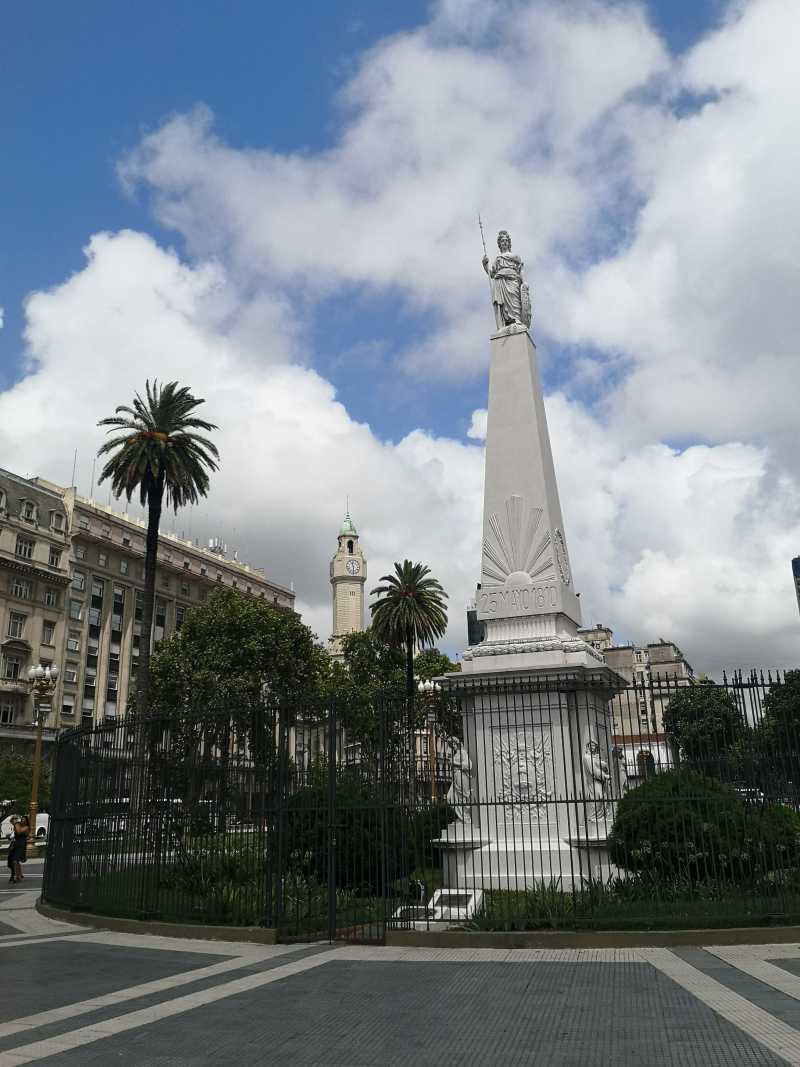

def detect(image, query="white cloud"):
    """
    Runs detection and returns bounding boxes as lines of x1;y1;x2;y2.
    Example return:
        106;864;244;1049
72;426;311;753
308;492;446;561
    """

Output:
2;0;799;674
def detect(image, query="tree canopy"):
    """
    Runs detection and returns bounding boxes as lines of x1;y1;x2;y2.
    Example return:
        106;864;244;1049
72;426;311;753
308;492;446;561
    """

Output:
663;682;744;776
0;755;50;821
370;560;448;698
149;588;329;726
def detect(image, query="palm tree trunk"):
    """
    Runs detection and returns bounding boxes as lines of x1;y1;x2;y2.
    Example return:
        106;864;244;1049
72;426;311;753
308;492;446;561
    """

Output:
405;632;415;701
137;474;164;716
406;631;416;744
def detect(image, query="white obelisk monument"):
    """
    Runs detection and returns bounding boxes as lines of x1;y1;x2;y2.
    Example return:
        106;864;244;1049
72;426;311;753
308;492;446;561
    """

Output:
436;230;625;897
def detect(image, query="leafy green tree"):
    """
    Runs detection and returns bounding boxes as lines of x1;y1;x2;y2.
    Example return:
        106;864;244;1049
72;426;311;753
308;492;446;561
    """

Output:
760;671;800;742
97;380;219;714
663;682;744;777
370;561;448;701
0;755;50;821
414;647;459;681
149;588;329;726
323;629;404;746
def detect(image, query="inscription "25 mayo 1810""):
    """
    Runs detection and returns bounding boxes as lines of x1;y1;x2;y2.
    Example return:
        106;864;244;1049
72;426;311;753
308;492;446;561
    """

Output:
479;585;558;615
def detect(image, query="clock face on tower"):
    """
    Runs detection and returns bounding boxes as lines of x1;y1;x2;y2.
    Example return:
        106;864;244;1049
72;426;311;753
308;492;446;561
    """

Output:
345;558;361;575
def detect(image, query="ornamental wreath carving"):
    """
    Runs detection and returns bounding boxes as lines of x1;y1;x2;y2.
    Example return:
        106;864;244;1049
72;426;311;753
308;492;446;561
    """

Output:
494;730;553;819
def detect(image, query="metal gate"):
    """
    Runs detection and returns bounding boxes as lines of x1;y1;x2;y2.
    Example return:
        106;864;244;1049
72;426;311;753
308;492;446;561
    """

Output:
274;697;416;944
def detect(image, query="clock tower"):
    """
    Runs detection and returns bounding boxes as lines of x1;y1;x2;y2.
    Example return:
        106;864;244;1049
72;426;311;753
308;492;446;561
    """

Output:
328;512;367;660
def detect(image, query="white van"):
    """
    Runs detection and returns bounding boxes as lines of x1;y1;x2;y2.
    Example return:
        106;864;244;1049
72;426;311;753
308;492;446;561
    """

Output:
1;813;49;840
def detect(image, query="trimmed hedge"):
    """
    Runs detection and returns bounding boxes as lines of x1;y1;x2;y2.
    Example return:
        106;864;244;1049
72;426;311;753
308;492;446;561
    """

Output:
608;768;800;881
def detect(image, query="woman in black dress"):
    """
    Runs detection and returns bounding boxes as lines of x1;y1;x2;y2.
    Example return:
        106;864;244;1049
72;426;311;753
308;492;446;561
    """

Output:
8;816;29;883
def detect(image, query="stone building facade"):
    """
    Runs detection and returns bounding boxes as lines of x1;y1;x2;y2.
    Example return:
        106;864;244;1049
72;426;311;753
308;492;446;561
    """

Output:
577;623;694;782
0;470;71;758
0;467;294;755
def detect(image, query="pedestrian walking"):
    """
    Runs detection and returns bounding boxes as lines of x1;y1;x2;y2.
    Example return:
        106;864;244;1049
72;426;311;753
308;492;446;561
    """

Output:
8;815;29;884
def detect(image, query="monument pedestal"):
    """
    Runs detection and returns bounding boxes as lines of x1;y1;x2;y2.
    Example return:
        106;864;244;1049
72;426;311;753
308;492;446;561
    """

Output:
437;664;626;893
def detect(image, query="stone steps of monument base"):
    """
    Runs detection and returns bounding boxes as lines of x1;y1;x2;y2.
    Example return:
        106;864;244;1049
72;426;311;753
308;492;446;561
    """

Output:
455;838;604;890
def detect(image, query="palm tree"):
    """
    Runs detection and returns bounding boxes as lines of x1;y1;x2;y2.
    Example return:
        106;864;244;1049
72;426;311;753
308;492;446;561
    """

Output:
370;561;448;701
97;380;219;715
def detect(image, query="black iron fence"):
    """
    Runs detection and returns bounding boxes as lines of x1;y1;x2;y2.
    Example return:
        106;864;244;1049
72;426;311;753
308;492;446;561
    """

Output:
42;669;800;939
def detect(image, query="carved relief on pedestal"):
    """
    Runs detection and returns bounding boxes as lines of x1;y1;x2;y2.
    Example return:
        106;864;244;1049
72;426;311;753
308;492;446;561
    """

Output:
482;494;556;585
493;729;553;822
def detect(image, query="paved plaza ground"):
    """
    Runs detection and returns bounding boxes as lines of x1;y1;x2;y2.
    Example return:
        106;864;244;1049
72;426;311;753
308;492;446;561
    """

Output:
5;862;800;1064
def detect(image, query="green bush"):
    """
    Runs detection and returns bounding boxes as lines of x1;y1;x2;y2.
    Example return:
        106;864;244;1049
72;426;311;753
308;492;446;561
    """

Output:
164;840;263;921
608;768;800;881
286;778;408;894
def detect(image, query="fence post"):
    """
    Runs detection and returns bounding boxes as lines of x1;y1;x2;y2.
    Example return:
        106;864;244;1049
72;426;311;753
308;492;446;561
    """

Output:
327;698;338;941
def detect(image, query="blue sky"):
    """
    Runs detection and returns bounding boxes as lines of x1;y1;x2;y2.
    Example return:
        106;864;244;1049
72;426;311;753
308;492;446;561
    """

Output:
1;0;721;436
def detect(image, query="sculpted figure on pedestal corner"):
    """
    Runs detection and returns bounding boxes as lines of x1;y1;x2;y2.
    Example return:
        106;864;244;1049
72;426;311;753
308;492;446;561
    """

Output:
482;229;532;332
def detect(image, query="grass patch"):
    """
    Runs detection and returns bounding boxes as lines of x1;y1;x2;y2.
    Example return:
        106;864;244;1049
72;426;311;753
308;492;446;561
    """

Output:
470;876;800;932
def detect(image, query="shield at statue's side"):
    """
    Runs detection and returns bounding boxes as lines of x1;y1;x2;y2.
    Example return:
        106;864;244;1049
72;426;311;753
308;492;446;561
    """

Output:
520;283;532;327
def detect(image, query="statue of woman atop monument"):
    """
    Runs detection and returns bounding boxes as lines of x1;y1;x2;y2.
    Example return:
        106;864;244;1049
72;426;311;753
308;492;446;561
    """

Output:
482;229;532;333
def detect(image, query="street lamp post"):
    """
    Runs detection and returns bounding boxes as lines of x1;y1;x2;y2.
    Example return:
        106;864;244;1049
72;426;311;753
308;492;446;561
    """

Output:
27;663;59;841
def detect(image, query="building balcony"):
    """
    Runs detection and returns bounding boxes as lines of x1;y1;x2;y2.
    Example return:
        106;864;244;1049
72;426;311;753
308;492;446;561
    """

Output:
0;678;29;696
0;721;59;745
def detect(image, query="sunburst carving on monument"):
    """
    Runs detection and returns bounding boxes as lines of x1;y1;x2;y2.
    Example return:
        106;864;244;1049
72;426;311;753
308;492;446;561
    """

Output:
482;494;557;584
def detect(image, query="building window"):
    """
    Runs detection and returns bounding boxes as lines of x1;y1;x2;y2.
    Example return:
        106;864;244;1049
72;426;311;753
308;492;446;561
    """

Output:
51;512;65;532
42;620;56;646
69;599;82;621
232;579;238;589
44;588;58;608
246;585;252;594
216;572;222;582
71;570;86;592
61;695;75;717
3;656;21;680
200;565;207;576
122;535;131;547
67;632;81;653
347;539;354;554
180;582;190;597
7;612;26;639
183;559;190;570
0;702;14;724
176;605;186;630
21;500;36;523
11;578;32;600
0;490;5;514
15;535;34;560
48;548;62;568
98;552;108;568
101;526;111;539
119;559;129;575
154;599;167;643
74;544;87;560
64;662;79;683
78;517;90;531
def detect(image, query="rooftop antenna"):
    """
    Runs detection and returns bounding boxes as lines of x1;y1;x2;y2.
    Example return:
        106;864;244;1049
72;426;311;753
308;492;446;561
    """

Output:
89;456;96;500
71;449;78;489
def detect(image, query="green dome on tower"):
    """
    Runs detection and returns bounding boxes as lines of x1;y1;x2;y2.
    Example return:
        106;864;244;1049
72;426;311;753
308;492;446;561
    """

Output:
339;512;357;536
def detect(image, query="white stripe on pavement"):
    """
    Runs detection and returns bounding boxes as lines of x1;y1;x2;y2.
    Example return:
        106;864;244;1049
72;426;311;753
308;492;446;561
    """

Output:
0;950;338;1066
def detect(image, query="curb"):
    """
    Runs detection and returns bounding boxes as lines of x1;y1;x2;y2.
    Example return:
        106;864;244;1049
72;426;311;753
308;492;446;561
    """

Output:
35;899;800;949
36;899;278;945
385;926;800;949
